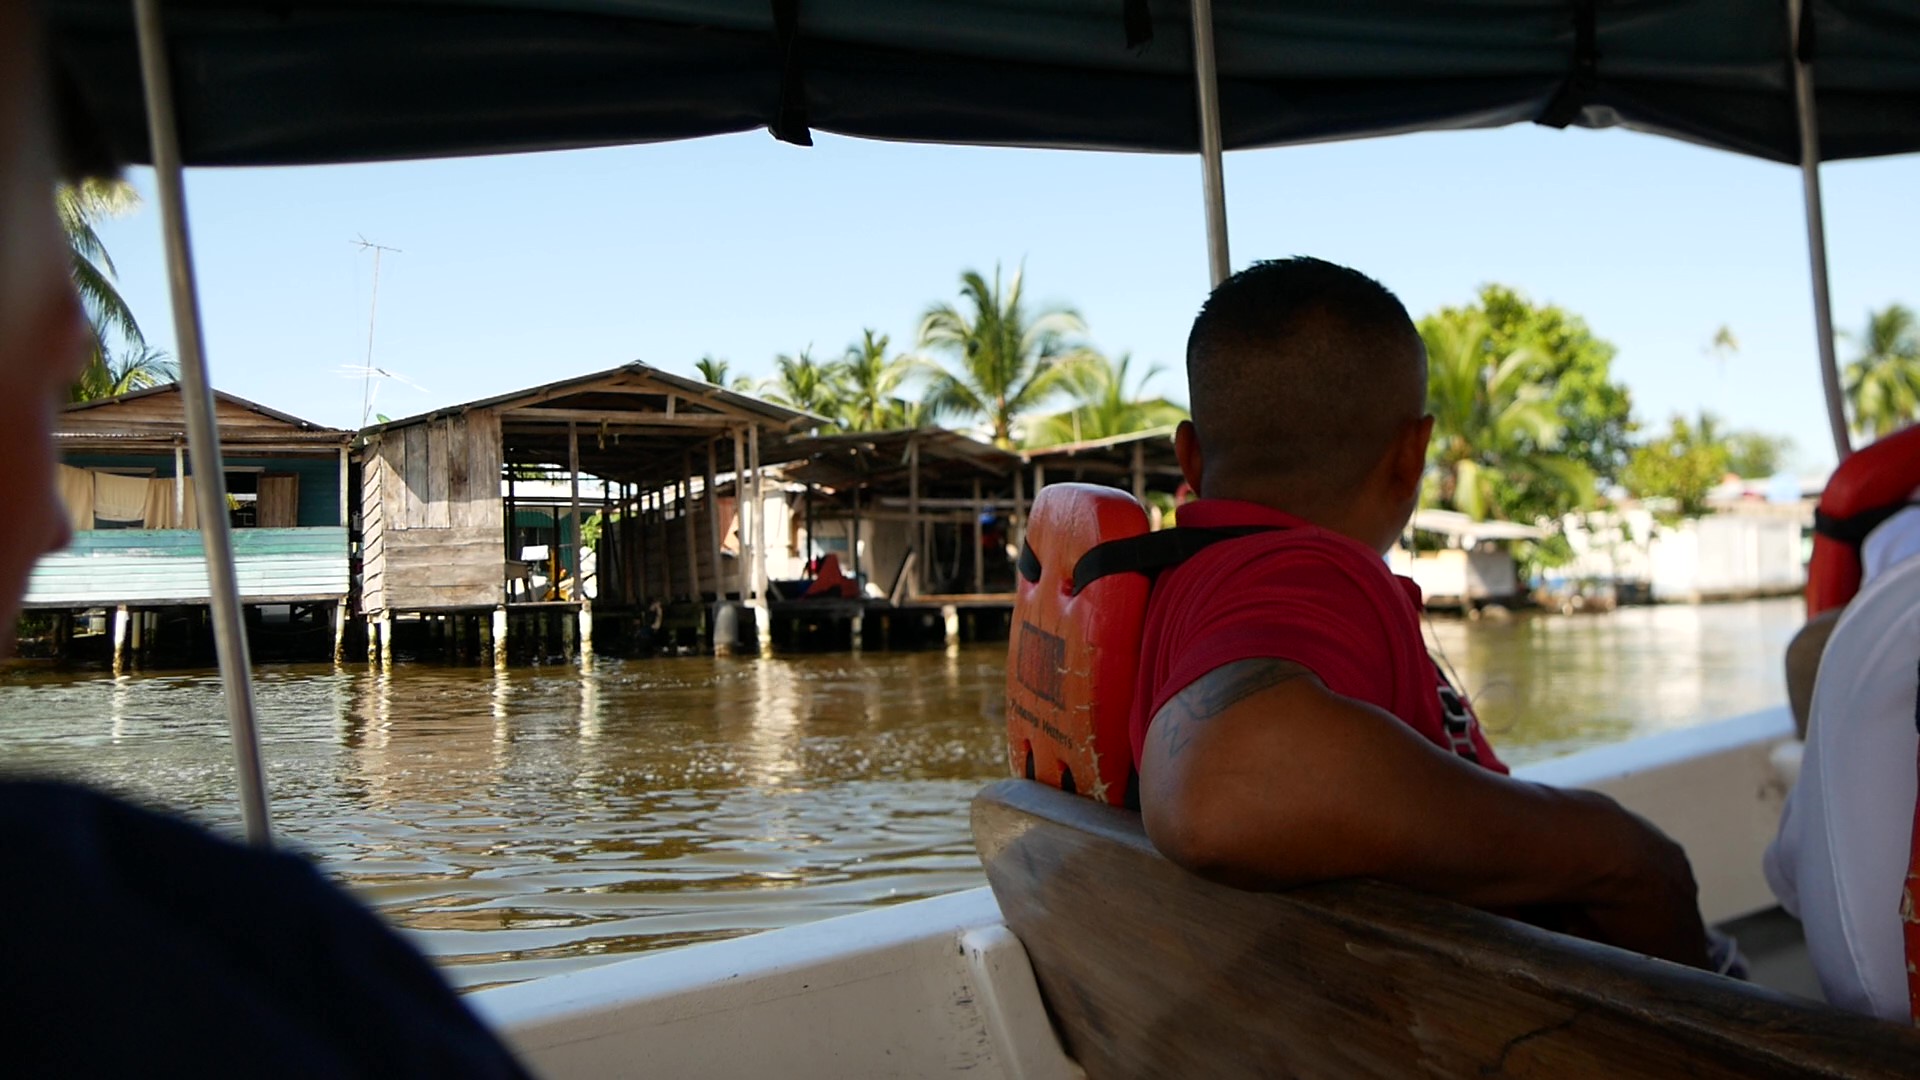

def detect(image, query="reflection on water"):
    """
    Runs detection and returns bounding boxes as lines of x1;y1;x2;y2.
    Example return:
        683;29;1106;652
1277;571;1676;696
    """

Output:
0;598;1803;988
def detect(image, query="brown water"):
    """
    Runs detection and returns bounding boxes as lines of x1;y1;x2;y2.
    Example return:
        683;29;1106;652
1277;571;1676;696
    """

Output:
0;597;1803;989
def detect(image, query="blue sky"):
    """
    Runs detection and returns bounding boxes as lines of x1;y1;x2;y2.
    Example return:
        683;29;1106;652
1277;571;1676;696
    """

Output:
94;122;1918;474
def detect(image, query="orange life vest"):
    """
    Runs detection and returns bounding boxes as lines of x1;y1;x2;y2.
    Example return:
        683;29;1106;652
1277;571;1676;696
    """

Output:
1005;484;1291;807
1005;485;1150;808
1807;424;1920;616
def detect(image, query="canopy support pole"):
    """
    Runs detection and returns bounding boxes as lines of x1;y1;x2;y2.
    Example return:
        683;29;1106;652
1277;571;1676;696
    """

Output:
1789;0;1851;461
1190;0;1230;287
133;0;270;845
133;0;271;848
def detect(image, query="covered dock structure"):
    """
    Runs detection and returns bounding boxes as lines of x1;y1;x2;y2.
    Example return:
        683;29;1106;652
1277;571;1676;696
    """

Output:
25;386;354;669
769;429;1025;649
358;363;816;663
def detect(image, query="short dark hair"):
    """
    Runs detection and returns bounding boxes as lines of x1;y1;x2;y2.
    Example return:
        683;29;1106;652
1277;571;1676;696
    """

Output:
1185;257;1425;496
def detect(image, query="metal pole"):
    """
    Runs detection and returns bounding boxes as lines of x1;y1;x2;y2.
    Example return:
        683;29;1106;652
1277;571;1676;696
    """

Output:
1788;0;1851;461
132;0;271;847
1191;0;1231;287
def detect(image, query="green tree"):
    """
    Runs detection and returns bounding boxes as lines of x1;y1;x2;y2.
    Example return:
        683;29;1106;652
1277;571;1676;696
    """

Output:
1421;309;1595;522
1026;352;1187;447
693;354;754;392
72;345;178;401
916;265;1096;448
760;348;844;419
1621;413;1732;520
1723;430;1793;478
60;179;166;402
1842;304;1920;441
837;329;920;431
1453;285;1636;491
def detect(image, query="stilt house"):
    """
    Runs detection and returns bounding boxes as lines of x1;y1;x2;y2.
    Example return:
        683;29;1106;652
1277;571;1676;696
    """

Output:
356;363;815;659
25;385;355;663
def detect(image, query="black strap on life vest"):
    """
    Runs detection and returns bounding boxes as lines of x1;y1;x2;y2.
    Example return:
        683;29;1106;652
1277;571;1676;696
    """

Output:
1067;526;1282;596
1814;501;1920;548
1015;526;1280;592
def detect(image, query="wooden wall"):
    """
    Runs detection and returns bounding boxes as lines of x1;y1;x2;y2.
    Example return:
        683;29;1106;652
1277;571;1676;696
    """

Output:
25;528;349;606
362;411;504;612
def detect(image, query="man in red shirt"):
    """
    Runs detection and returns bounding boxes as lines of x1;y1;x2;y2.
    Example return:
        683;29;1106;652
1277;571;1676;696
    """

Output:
1136;258;1710;969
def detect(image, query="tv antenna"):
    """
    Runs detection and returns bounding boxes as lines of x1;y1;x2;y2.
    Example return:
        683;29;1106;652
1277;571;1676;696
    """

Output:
352;236;402;427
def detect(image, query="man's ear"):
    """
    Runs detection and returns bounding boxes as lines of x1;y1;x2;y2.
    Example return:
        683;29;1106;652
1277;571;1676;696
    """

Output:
1390;415;1434;501
1174;420;1204;495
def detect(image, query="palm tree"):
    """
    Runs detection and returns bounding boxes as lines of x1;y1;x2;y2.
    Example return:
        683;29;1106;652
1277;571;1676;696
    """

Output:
60;179;155;400
1026;352;1187;447
1423;311;1593;521
693;354;754;392
838;329;920;431
72;345;179;402
915;265;1097;448
1842;304;1920;441
760;348;844;419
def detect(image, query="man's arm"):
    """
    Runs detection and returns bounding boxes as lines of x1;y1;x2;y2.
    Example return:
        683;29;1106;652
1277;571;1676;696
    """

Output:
1138;658;1710;968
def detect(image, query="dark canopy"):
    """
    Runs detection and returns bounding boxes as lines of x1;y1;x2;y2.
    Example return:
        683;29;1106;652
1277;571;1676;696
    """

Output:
43;1;1920;168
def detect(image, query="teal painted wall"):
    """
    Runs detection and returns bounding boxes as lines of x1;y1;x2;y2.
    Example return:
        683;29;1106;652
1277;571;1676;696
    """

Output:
64;452;342;527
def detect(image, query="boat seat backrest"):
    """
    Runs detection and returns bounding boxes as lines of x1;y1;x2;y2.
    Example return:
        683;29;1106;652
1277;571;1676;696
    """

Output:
975;779;1920;1079
1767;551;1920;1021
1005;483;1150;808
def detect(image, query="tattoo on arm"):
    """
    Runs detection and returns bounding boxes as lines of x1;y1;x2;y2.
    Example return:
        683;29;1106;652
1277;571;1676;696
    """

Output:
1155;659;1313;760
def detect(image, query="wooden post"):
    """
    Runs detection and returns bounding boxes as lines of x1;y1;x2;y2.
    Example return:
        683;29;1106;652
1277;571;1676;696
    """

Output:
366;615;378;663
749;425;770;651
129;605;144;654
907;434;922;598
972;477;985;595
705;439;723;600
942;603;960;648
173;444;186;524
733;427;749;601
378;609;392;668
561;605;575;659
578;605;593;663
681;452;700;600
112;605;129;675
1131;441;1147;504
1013;465;1026;555
849;484;862;585
331;601;345;663
653;486;672;599
505;465;518;604
492;606;508;668
567;421;582;600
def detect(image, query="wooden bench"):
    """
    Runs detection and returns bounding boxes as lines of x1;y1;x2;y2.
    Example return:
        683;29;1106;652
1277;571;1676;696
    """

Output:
972;779;1920;1079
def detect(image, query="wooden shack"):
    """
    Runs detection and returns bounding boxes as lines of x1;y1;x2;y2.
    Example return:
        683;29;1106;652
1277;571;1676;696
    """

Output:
357;363;815;663
25;385;354;668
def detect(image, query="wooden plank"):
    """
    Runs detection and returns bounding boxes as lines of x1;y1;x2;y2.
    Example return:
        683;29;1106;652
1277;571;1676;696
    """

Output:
471;409;504;530
402;423;429;528
972;780;1920;1080
426;419;452;529
501;408;736;428
446;414;472;523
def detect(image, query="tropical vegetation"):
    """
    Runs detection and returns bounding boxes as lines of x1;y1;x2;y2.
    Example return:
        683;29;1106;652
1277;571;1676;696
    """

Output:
1622;413;1733;521
61;179;175;401
1026;352;1186;447
914;266;1099;448
1842;303;1920;441
1419;303;1597;523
